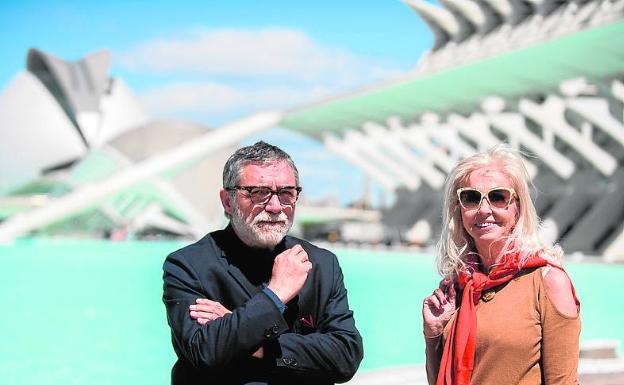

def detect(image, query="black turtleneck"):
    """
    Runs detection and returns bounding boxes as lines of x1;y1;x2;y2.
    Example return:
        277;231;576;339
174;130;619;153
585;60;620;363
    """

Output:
212;224;287;287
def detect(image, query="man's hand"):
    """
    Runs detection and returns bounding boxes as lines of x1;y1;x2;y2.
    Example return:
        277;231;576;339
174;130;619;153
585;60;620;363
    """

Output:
268;244;312;304
251;347;264;359
189;298;232;325
190;299;265;359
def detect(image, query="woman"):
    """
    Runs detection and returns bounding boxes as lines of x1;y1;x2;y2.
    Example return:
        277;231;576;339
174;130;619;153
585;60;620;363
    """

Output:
423;146;580;385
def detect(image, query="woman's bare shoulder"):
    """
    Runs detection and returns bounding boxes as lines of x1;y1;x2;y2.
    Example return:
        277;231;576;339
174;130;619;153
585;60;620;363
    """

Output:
541;266;579;318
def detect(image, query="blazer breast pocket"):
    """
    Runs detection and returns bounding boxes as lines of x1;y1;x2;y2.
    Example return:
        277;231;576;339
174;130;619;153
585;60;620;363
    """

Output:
293;314;317;335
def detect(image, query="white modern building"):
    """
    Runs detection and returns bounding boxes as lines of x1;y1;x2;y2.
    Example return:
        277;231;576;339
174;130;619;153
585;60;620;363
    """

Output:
1;0;623;259
278;0;624;258
0;49;236;239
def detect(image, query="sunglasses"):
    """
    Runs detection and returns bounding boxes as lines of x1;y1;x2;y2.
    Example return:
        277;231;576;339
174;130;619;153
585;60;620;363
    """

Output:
456;187;517;210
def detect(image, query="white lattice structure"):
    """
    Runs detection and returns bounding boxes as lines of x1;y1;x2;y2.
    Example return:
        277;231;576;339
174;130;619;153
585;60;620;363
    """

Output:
281;0;624;256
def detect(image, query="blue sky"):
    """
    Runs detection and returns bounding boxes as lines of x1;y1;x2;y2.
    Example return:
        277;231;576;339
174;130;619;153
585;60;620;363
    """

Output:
1;0;434;206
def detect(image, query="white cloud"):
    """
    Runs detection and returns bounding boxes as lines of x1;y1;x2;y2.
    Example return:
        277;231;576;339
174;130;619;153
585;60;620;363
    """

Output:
119;27;407;124
119;27;401;83
139;81;332;122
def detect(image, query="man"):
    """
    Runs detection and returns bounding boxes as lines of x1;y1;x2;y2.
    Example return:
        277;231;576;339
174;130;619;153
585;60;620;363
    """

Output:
163;141;363;384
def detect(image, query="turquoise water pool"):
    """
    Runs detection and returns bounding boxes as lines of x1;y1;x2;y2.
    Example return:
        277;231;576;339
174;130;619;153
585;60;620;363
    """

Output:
1;239;622;384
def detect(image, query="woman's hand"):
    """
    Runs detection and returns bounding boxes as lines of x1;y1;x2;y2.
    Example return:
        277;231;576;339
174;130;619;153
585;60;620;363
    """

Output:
422;277;457;338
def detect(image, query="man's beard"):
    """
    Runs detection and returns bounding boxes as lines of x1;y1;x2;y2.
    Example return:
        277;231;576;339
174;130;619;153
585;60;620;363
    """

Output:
230;203;292;249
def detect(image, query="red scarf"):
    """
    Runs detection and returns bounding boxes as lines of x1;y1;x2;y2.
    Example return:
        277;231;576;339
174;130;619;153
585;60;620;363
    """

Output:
436;252;579;385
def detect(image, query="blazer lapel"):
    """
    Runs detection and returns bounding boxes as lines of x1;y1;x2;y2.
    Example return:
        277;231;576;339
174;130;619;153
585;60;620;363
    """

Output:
222;252;257;298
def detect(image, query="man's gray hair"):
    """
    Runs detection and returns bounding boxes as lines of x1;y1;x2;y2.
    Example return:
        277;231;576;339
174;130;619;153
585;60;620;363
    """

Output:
223;141;300;188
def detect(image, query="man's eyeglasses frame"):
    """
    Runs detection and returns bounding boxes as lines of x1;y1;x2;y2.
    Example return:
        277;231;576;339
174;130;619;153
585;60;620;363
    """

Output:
226;185;302;206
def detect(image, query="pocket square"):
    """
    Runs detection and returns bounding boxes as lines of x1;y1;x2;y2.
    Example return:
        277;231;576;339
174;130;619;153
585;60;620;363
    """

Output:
299;315;315;329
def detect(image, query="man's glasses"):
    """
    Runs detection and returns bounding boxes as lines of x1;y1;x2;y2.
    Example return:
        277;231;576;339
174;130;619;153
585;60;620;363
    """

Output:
226;186;302;206
456;187;517;210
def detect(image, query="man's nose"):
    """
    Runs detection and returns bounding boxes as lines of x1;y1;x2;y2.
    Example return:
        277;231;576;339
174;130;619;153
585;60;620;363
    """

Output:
264;193;283;213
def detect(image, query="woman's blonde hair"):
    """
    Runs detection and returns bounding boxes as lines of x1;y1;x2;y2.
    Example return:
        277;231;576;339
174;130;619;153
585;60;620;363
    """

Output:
436;144;561;277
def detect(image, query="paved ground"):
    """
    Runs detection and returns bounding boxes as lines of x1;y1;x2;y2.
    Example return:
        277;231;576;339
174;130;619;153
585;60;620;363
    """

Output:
348;362;624;385
579;372;624;385
347;365;427;385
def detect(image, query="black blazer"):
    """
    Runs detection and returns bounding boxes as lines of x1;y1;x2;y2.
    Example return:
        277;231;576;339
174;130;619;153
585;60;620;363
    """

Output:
163;226;363;384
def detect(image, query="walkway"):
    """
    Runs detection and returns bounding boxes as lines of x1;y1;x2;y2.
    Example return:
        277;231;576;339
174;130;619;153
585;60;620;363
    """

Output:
348;360;624;385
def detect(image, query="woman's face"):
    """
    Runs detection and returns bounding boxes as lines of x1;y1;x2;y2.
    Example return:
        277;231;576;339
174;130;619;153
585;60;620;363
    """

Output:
460;165;519;260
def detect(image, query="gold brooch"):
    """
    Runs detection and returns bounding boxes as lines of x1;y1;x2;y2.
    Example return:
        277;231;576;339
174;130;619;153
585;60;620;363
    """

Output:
482;290;495;302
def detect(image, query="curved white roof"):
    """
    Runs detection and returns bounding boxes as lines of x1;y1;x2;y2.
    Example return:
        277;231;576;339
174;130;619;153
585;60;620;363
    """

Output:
0;72;86;192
